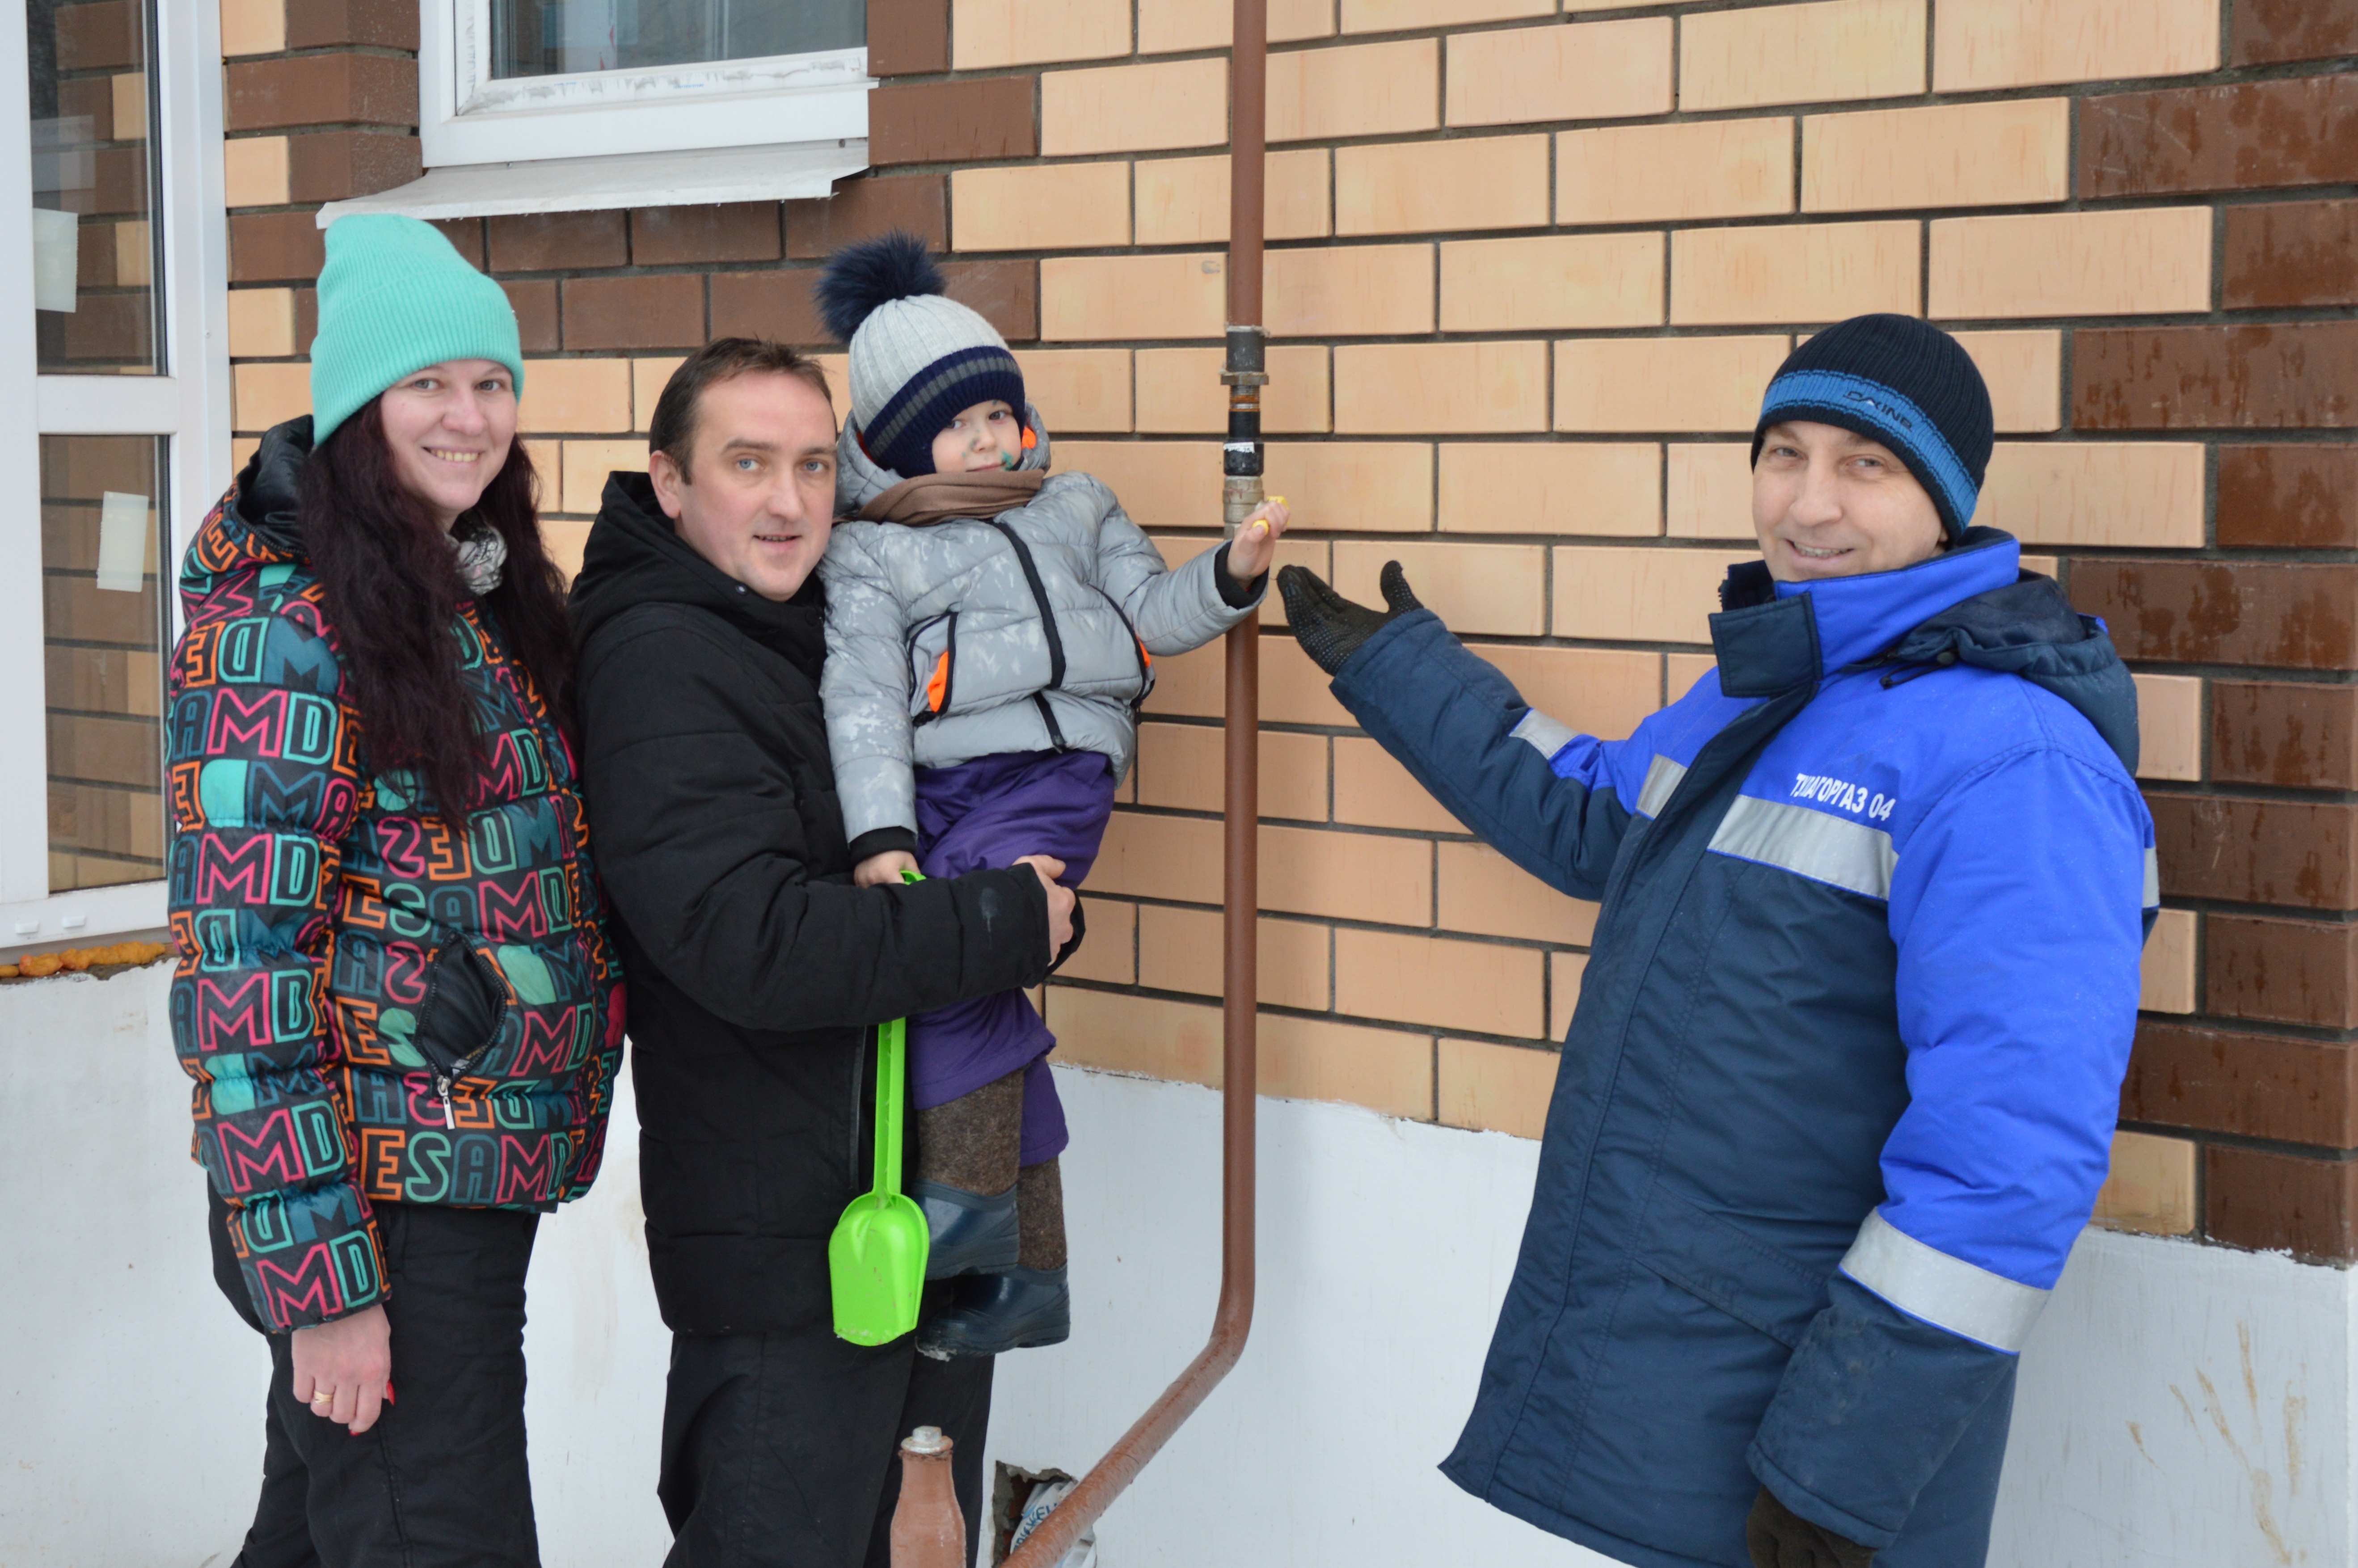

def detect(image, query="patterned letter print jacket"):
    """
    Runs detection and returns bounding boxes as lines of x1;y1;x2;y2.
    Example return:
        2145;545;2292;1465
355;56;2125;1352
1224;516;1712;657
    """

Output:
169;418;624;1331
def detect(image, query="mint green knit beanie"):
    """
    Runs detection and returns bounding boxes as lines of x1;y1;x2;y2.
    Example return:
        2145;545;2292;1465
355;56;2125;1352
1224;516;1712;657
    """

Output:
310;214;525;443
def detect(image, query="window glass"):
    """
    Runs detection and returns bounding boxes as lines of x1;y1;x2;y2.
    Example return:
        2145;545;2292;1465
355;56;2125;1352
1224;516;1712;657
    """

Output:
25;0;162;373
41;434;167;890
489;0;862;77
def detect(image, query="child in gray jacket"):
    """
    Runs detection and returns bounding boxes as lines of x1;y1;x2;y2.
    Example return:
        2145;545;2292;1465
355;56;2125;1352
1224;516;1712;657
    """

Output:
815;234;1290;1357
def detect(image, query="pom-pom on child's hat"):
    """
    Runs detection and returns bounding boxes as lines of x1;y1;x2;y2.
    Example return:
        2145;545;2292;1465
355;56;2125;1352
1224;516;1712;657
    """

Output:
816;231;1027;480
310;214;524;444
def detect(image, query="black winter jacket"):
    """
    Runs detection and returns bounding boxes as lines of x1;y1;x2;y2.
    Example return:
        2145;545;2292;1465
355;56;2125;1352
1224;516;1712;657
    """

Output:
570;473;1054;1335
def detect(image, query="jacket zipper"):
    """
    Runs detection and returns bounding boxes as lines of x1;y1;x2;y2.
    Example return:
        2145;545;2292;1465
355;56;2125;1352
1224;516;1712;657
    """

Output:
983;518;1073;750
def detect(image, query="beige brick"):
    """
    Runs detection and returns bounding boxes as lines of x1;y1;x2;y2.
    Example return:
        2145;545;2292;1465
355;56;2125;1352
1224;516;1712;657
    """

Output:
1015;349;1133;434
1438;1037;1558;1138
1136;345;1329;434
1155;533;1328;627
2134;674;2203;785
1438;443;1659;536
1053;441;1217;530
952;162;1130;252
1049;987;1225;1087
1139;906;1333;1010
953;0;1129;67
1680;0;1926;112
1333;735;1468;834
561;439;650;514
1933;0;2220;93
1262;1014;1436;1118
1475;643;1663;740
1042;253;1226;341
1553;545;1755;643
1060;897;1138;984
1440;233;1664;334
1095;810;1225;904
226;287;295;360
2139;906;2197;1014
1338;928;1547;1038
1261;823;1432;925
1557;118;1793;228
810;354;852;411
1135;150;1333;247
232;361;310;431
1550;950;1589;1037
110;71;146;141
1950;331;2061;434
2021;554;2059;581
1270;39;1439;145
1803;98;2069;215
1666;443;1757;541
1438;841;1600;945
1671;220;1919;327
1929;209;2213;321
1978;443;2206;550
229;434;262;476
1266;442;1434;534
1268;244;1435;338
519;358;634;435
114;219;150;289
1447;16;1672;129
543;516;591;580
2090;1130;2196;1237
1139;0;1333;53
1556;336;1791;435
1336;135;1551;238
1137;721;1328;819
221;0;285;55
1334;540;1548;636
1142;636;1355;726
1667;652;1717;700
1043;58;1228;157
1335;342;1549;436
224;135;288;208
632;357;689;433
521;440;562;510
1343;0;1543;36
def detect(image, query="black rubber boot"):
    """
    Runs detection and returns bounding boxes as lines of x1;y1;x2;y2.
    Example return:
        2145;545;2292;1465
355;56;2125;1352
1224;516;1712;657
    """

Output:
915;1266;1071;1359
914;1179;1021;1279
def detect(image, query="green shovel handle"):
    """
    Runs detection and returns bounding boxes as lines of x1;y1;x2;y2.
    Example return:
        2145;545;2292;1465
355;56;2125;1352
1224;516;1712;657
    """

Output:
872;867;924;1202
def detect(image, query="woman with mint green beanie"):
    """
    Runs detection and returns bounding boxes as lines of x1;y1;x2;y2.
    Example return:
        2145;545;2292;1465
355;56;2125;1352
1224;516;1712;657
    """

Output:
168;213;624;1566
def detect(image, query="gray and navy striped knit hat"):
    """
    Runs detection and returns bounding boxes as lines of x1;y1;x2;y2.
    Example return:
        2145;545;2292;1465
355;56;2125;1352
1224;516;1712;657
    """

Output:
1751;314;1994;542
814;231;1026;480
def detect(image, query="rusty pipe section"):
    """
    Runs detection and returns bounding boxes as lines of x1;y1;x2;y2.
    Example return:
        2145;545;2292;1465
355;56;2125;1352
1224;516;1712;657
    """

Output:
995;0;1266;1562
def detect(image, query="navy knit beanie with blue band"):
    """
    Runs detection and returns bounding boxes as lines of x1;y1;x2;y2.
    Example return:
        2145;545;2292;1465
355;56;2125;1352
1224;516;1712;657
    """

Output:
1751;315;1995;541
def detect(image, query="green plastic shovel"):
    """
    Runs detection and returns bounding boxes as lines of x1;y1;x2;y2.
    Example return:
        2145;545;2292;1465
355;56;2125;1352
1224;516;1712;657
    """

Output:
829;871;931;1345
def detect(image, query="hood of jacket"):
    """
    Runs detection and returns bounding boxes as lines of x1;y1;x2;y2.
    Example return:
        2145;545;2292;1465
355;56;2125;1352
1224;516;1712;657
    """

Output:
180;416;314;610
836;402;1052;516
569;469;827;678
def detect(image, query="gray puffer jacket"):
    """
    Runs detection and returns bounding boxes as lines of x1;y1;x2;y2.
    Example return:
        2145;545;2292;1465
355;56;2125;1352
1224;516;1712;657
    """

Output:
820;413;1262;849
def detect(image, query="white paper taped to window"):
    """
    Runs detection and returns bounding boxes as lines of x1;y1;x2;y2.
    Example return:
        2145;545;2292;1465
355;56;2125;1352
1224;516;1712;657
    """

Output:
96;491;150;593
33;207;79;313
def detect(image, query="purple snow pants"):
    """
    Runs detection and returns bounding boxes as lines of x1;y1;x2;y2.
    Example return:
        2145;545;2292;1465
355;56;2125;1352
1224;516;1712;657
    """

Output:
910;747;1118;1166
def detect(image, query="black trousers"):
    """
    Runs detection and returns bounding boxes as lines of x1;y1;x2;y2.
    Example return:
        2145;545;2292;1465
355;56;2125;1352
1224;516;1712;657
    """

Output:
210;1195;543;1568
659;1307;995;1568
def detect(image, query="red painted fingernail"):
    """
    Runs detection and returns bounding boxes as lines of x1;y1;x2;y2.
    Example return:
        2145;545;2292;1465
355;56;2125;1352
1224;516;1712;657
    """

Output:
384;1382;397;1404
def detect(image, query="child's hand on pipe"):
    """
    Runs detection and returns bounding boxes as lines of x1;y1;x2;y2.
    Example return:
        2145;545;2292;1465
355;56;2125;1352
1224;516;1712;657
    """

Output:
1225;497;1291;584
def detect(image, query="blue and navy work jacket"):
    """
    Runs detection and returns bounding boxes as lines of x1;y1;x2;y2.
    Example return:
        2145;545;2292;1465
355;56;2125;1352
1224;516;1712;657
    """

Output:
1333;530;2154;1568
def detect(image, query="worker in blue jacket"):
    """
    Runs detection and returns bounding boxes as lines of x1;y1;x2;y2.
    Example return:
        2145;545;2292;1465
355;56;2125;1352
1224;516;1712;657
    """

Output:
1278;315;2155;1568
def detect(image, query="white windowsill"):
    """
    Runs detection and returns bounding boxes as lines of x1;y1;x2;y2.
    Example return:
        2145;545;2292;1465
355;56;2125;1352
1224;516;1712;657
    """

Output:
316;139;870;225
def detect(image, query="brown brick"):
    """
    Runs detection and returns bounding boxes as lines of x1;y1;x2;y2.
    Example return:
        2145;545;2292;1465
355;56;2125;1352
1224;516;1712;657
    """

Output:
2217;446;2358;549
2230;0;2358;65
631;203;782;266
53;1;137;71
502;279;558;353
2148;794;2358;910
56;76;114;141
294;287;319;354
488;211;628;273
2080;76;2358;199
2206;1146;2358;1263
869;0;949;73
84;146;148;218
56;294;150;364
226;54;417;133
561;274;704;350
2209;915;2358;1030
941;259;1037;341
229;211;325;283
286;130;421;203
2214;682;2358;790
710;270;829;344
2224;200;2358;310
285;0;420;49
2069;560;2358;670
870;78;1036;166
2123;1021;2358;1146
787;174;948;258
2073;325;2358;431
430;219;485;267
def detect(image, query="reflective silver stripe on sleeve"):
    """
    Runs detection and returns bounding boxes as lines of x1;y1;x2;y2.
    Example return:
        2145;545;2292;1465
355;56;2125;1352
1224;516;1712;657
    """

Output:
1510;708;1577;761
1838;1210;2050;1354
1635;754;1686;817
2143;847;2160;909
1708;795;1898;900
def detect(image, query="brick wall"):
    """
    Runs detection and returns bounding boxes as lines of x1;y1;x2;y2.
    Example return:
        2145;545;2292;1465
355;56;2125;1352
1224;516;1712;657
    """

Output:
216;0;2358;1259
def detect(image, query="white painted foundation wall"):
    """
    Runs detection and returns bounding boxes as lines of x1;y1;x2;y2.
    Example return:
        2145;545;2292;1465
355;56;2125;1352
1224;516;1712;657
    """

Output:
2;970;2350;1566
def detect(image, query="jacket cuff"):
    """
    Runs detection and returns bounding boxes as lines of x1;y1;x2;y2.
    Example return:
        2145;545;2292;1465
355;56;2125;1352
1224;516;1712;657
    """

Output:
1213;542;1266;609
227;1184;387;1332
848;827;919;864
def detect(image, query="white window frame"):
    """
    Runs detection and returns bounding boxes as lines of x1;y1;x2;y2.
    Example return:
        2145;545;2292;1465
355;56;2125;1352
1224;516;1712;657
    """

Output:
0;0;231;948
422;0;869;168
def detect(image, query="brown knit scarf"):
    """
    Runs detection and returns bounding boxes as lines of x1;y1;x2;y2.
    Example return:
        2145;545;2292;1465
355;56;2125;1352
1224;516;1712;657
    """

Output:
859;468;1045;527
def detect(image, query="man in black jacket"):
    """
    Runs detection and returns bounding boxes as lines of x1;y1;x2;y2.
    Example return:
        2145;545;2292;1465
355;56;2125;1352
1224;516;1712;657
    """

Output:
570;337;1077;1567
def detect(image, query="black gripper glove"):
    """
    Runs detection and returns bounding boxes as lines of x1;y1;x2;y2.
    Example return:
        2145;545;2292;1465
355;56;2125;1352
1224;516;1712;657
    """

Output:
1275;561;1422;676
1746;1487;1877;1568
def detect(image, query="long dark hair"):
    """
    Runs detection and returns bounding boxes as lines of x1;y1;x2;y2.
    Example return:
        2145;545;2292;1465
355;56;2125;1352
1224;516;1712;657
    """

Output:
299;398;576;821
